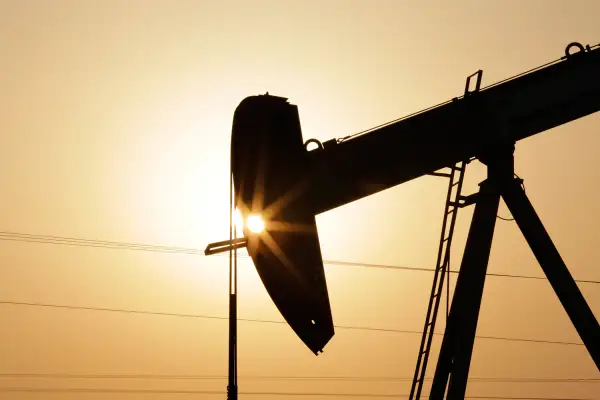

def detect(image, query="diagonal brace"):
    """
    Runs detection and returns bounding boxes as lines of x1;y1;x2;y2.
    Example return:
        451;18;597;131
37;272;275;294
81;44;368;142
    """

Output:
502;178;600;370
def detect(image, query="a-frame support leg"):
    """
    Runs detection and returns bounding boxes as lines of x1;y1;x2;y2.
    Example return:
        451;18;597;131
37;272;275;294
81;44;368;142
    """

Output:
502;178;600;370
429;180;501;400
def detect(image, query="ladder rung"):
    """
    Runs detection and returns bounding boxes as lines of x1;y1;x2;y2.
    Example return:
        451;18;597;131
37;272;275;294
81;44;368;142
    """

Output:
430;172;452;178
420;349;429;355
452;181;461;187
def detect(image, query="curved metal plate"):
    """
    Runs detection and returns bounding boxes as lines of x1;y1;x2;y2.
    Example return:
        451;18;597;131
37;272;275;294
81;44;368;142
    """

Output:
231;94;334;354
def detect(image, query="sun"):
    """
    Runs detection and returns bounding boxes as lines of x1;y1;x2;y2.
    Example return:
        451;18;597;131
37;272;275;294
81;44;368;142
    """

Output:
233;209;265;234
246;214;265;233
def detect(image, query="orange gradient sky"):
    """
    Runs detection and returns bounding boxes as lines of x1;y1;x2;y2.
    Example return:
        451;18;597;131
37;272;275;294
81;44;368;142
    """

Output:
1;1;599;399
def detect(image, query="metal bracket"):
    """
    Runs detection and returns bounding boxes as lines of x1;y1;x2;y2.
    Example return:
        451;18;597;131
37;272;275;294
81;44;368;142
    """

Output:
564;42;589;59
428;171;452;178
449;193;479;208
205;238;248;255
464;70;483;97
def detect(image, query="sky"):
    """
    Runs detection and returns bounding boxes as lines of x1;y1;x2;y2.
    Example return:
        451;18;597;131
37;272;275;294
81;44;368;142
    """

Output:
0;0;599;398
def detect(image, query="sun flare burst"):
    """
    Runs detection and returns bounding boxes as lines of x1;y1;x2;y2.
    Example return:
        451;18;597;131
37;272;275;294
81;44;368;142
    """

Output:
246;214;265;233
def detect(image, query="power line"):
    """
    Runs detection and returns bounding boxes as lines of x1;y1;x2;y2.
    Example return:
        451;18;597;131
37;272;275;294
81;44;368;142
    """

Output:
0;373;596;383
321;260;600;284
0;300;584;346
0;232;204;255
0;231;598;284
0;388;595;399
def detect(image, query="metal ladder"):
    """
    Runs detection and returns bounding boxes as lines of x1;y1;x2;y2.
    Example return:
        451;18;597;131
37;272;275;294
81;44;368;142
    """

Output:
408;70;482;400
409;160;467;399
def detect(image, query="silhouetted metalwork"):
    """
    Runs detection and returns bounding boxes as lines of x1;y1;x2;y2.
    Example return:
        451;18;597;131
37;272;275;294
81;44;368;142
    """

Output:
206;41;600;398
429;146;600;398
409;68;486;400
231;95;334;354
227;167;238;400
204;238;248;255
410;158;468;400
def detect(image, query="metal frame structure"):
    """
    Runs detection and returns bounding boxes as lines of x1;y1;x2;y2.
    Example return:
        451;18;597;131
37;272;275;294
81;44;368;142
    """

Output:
429;144;600;398
205;41;600;399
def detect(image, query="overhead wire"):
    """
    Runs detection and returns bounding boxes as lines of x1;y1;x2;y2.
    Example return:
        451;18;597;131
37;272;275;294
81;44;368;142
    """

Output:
321;259;600;284
0;388;595;399
0;300;584;346
0;231;597;284
0;231;593;347
0;231;204;255
0;373;596;383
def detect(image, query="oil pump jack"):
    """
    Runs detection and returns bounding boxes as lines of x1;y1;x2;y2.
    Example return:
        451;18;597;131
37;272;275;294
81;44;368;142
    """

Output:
205;42;600;399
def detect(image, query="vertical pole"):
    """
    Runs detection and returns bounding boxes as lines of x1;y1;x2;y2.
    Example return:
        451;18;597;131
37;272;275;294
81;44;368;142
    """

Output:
234;214;238;393
502;178;600;370
429;181;500;399
228;169;238;400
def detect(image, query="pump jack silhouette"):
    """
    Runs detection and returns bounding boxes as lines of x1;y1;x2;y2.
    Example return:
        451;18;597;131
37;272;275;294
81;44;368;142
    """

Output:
206;42;600;399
